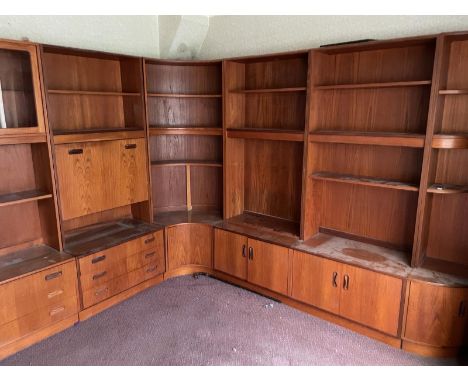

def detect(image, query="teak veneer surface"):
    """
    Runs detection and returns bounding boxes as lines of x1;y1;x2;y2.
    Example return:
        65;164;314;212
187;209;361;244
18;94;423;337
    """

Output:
154;210;223;227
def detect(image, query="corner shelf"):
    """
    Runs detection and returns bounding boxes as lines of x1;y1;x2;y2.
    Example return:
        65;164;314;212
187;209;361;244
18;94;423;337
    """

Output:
147;93;221;98
432;134;468;149
314;80;432;91
149;127;222;136
309;131;425;148
0;190;53;207
48;90;141;97
438;89;468;95
227;127;304;142
427;183;468;194
151;160;223;168
311;172;419;192
230;87;307;94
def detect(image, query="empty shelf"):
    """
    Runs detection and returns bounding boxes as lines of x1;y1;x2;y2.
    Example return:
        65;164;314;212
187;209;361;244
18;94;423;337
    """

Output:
48;90;141;96
151;160;223;167
0;190;53;207
227;128;304;142
432;134;468;149
309;131;425;148
231;87;307;94
427;183;468;194
314;80;432;90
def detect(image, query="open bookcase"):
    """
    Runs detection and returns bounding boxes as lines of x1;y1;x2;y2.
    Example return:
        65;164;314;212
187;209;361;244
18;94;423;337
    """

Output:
412;32;468;276
224;52;309;238
145;60;223;225
303;37;437;263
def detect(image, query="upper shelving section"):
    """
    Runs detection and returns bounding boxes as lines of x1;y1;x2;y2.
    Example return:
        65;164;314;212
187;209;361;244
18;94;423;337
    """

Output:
41;45;146;142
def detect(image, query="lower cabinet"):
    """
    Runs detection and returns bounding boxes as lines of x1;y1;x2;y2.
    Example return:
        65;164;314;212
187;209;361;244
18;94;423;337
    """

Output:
214;229;290;296
404;281;468;348
166;224;213;271
291;250;403;336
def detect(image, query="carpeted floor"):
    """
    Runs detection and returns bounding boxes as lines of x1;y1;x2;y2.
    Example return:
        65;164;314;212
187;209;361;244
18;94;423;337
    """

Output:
1;275;462;366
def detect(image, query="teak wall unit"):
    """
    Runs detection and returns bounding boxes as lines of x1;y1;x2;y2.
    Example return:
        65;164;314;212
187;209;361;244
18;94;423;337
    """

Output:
1;32;468;361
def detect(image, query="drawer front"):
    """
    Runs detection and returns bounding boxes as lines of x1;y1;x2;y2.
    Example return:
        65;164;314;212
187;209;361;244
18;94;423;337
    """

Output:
82;262;161;308
0;262;78;326
0;297;77;347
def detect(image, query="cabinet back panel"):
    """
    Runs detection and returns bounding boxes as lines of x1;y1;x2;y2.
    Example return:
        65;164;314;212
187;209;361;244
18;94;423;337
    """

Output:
147;97;221;128
314;43;435;86
190;166;222;211
245;93;306;130
309;143;423;183
62;205;132;232
318;182;418;249
146;63;221;94
0;204;42;250
244;57;308;89
151;166;187;212
311;87;430;134
0;144;35;194
426;194;468;265
439;95;468;134
433;149;468;185
149;135;222;162
445;39;468;89
244;140;303;222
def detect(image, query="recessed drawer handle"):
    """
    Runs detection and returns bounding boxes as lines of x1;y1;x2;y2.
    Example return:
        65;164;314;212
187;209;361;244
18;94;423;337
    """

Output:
332;272;338;288
144;237;155;244
45;271;62;281
92;271;107;280
49;306;65;316
125;143;137;149
147;265;157;273
145;251;156;259
91;255;106;264
95;286;109;296
48;289;64;299
459;301;467;317
343;274;350;290
242;244;247;258
68;148;83;155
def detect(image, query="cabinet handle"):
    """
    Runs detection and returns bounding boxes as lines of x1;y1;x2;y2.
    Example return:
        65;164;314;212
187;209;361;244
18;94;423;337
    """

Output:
242;244;247;258
145;251;156;258
68;148;83;155
49;306;65;317
125;143;137;149
332;272;338;288
248;247;254;260
459;301;467;317
144;237;155;244
45;271;62;281
147;265;157;273
91;255;106;264
343;274;350;290
48;289;64;299
92;271;107;280
95;286;109;296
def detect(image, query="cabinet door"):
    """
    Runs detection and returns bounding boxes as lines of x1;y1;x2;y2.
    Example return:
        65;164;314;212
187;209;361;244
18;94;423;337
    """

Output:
291;250;341;315
339;265;403;336
167;224;213;271
404;282;468;347
247;239;289;296
116;138;148;205
214;229;247;280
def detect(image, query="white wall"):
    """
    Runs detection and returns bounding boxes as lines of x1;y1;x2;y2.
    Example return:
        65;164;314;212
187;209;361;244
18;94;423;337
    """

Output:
0;15;159;57
198;15;468;59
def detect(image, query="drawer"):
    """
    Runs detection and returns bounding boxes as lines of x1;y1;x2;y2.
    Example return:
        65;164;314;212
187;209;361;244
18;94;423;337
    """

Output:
82;261;163;308
0;262;78;326
0;297;78;347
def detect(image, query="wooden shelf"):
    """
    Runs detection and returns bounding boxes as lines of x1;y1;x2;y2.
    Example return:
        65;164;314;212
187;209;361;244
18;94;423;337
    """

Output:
0;189;53;207
432;134;468;149
53;128;145;144
309;131;425;148
314;80;432;90
154;210;223;227
0;245;73;285
147;93;221;98
439;89;468;95
151;160;223;168
311;172;419;192
231;87;307;94
427;183;468;194
0;132;47;145
227;128;304;142
48;90;141;97
149;127;223;136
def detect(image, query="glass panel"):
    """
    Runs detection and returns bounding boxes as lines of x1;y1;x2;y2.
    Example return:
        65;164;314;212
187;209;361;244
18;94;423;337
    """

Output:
0;49;38;128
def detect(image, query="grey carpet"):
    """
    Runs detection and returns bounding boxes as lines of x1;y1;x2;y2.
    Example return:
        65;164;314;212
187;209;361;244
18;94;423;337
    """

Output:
0;275;461;366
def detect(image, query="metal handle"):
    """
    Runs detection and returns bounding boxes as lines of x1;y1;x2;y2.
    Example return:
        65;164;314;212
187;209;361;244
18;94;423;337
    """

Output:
459;301;467;317
92;271;107;280
343;274;350;290
242;244;247;258
68;148;83;155
49;306;65;316
147;265;157;273
91;255;106;264
248;247;254;260
144;237;155;244
145;251;156;259
332;272;338;288
45;271;62;281
125;143;137;149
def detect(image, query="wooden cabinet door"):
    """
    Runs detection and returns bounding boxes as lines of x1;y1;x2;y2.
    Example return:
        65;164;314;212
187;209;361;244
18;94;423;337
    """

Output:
404;282;468;347
166;224;213;271
339;265;403;336
214;229;247;280
247;239;289;296
291;250;341;315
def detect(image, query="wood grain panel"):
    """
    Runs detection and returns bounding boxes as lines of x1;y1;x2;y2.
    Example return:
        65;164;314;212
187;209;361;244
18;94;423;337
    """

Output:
214;229;247;280
151;165;187;212
190;166;222;211
149;135;222;162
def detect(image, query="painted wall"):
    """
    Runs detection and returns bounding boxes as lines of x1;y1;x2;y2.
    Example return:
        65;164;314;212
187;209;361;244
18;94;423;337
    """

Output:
198;15;468;59
0;15;159;57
